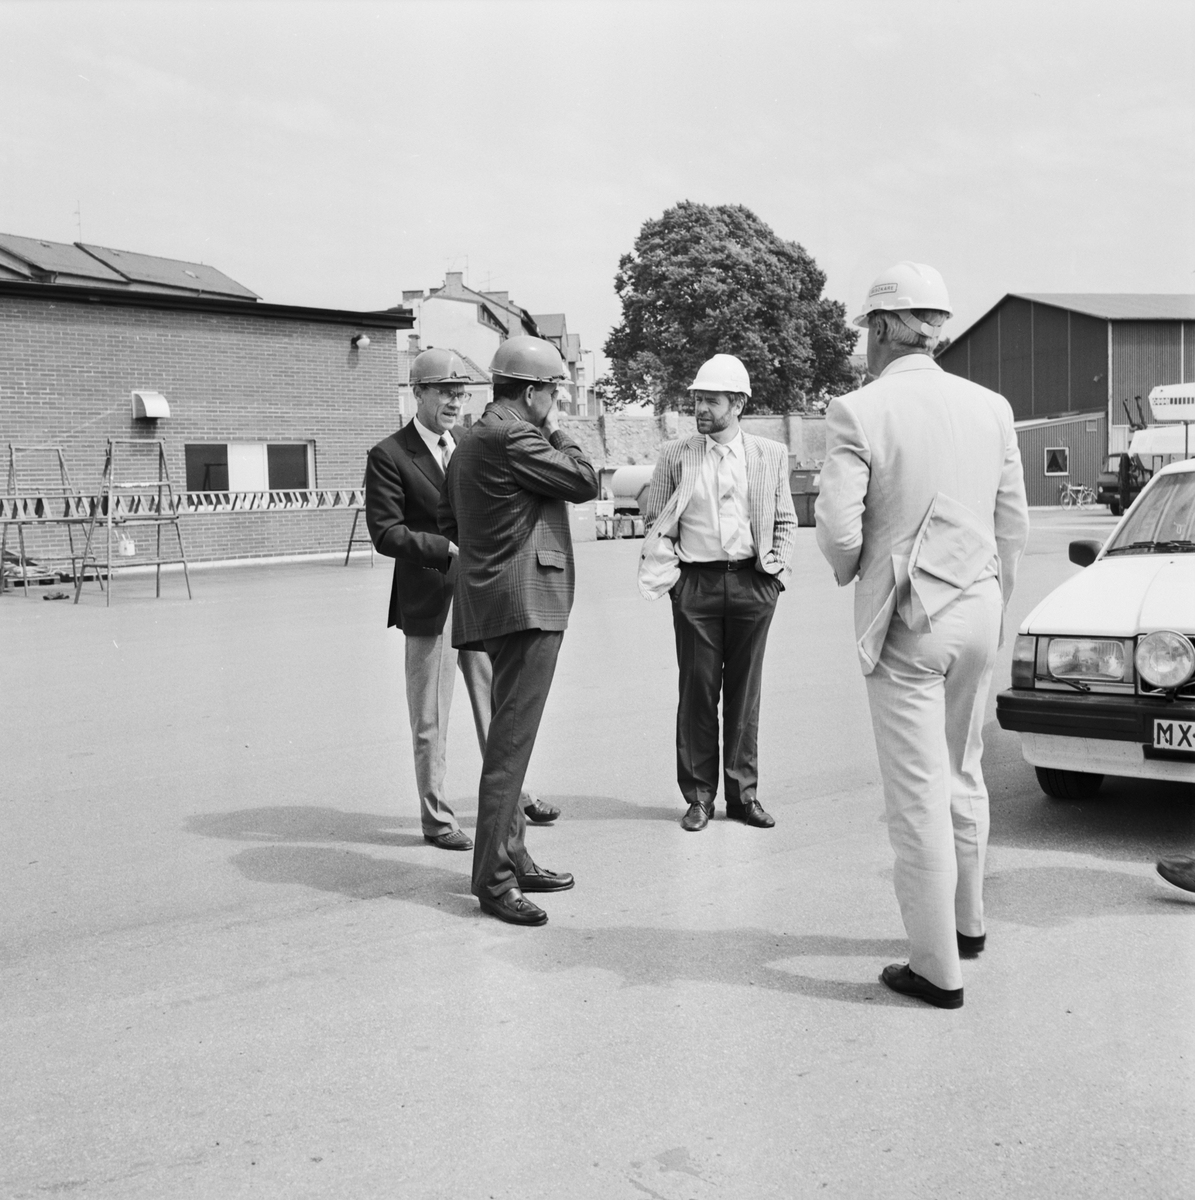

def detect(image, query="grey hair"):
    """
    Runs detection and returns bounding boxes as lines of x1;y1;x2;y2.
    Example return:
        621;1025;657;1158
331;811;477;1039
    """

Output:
869;308;948;351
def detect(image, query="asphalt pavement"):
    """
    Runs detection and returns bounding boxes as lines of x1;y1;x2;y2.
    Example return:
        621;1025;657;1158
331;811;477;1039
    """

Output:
3;506;1192;1199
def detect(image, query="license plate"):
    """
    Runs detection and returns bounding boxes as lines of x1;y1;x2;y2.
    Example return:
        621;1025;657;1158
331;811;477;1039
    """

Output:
1153;718;1195;754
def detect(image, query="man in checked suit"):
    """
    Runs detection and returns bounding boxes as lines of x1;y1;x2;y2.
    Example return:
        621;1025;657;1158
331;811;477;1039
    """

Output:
638;353;797;833
815;263;1029;1010
365;348;556;855
439;336;598;926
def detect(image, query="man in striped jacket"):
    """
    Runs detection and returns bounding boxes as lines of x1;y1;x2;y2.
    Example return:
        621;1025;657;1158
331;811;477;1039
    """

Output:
638;354;798;832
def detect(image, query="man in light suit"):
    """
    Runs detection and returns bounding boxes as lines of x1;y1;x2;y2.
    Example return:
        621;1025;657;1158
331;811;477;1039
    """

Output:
439;337;598;925
365;349;554;854
815;263;1030;1009
639;354;797;832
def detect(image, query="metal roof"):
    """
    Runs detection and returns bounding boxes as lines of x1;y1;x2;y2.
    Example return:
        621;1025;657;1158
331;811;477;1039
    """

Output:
1012;293;1195;321
0;232;127;282
0;280;413;328
77;242;260;300
0;231;259;298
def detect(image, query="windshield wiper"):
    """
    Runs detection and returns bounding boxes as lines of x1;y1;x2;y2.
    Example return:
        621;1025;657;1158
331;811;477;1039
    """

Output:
1105;539;1195;556
1051;678;1091;693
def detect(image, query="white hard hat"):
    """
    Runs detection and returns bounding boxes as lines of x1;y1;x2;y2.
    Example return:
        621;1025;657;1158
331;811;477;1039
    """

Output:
853;262;953;332
687;353;751;397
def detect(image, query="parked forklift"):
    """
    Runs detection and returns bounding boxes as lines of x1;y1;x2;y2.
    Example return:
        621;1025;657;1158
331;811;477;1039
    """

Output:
1095;397;1152;516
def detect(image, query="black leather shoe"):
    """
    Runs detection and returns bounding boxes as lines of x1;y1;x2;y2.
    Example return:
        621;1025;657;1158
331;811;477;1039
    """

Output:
515;863;574;892
725;799;775;828
523;797;561;825
1157;856;1195;893
478;888;547;926
957;931;986;957
880;963;964;1009
681;803;712;831
423;829;473;851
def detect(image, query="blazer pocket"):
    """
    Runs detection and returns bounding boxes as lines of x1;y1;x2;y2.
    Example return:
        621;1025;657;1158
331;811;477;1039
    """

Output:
536;548;567;570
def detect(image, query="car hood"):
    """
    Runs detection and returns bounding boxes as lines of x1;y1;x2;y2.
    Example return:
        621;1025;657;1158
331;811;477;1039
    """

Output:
1021;554;1195;637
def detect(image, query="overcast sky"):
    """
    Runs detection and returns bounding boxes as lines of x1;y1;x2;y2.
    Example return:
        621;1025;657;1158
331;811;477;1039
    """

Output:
1;0;1191;373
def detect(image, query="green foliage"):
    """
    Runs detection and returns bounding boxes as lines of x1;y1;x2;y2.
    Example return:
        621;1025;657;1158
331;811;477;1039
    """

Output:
604;201;858;414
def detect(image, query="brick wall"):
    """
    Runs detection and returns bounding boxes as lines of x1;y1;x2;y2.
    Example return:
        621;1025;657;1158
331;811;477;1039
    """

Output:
0;295;401;566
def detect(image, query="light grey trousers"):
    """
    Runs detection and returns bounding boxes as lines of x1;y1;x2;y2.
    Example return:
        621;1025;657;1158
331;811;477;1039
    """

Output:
864;578;1002;991
404;614;491;837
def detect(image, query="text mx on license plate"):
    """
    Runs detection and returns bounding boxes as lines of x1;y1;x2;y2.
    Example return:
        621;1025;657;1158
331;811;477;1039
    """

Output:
1154;718;1195;753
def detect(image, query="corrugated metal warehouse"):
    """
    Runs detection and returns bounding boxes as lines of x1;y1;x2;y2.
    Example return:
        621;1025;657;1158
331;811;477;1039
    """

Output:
938;293;1195;502
1011;411;1106;506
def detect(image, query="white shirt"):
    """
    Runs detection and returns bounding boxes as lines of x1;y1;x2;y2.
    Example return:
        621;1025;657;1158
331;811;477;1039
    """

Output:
677;431;755;562
413;417;453;469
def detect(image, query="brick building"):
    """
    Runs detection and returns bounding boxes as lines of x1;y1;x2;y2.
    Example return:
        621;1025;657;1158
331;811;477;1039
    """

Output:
0;234;412;570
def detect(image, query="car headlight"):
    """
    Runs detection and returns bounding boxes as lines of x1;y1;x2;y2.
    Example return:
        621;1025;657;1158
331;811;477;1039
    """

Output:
1135;630;1195;690
1046;637;1130;682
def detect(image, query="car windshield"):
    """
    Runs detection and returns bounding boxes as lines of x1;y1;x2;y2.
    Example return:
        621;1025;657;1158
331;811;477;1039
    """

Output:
1104;471;1195;555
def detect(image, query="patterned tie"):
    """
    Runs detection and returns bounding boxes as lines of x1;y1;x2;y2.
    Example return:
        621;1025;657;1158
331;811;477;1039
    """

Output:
715;443;738;556
437;435;450;472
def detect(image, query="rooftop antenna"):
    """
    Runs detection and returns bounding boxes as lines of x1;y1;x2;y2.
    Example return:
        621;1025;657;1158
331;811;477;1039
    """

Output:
74;201;82;242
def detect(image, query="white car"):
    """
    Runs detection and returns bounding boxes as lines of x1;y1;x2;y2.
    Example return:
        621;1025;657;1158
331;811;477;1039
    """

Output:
997;457;1195;798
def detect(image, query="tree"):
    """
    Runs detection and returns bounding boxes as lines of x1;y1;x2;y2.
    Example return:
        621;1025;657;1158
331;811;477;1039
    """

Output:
604;202;858;414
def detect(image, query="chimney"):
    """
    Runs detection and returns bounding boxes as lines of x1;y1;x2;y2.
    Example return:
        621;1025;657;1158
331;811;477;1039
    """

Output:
484;291;509;306
402;289;425;303
444;271;464;295
408;334;421;353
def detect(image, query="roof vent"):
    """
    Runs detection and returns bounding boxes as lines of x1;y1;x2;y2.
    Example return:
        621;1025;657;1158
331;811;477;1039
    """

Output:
131;390;170;419
184;270;198;279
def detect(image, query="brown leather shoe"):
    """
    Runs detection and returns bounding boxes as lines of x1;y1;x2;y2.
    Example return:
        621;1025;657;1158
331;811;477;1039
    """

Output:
515;863;574;892
1157;856;1195;892
478;888;547;926
681;802;712;832
423;829;473;851
880;963;963;1009
523;796;561;825
726;799;775;828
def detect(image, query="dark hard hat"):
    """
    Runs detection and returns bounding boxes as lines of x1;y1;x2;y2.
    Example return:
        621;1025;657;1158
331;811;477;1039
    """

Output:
489;336;566;383
410;348;472;387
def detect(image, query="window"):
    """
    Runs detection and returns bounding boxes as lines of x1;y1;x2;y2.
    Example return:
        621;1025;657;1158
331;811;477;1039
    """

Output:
185;444;229;491
1044;447;1069;476
267;444;309;489
184;442;312;491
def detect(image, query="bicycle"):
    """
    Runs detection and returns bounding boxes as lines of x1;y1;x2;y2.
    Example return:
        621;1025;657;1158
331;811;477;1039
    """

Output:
1059;482;1096;508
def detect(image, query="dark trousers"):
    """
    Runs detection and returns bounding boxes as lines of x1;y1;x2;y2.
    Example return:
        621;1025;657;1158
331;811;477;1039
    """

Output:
671;564;780;809
472;629;563;899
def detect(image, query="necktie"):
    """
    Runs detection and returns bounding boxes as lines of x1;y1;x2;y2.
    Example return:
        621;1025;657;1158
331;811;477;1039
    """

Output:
437;435;450;472
715;443;738;555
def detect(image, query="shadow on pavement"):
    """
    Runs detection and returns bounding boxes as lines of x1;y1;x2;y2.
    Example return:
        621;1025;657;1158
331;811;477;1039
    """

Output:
221;839;913;1007
187;798;679;849
543;794;679;822
986;864;1195;927
490;926;914;1007
988;781;1195;861
188;806;428;848
231;844;478;918
983;722;1195;861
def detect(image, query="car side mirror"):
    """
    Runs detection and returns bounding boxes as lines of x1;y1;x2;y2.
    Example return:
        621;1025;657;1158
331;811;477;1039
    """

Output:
1068;539;1102;568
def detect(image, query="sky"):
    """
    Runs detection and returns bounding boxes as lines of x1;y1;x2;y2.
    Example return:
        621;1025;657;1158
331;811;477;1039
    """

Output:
1;0;1192;375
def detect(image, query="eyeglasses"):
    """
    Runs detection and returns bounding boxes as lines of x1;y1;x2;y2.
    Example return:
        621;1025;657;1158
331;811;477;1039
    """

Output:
431;387;468;401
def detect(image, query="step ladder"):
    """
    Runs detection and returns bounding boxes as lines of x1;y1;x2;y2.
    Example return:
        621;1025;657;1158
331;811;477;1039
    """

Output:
1;444;99;597
75;439;192;605
343;467;374;566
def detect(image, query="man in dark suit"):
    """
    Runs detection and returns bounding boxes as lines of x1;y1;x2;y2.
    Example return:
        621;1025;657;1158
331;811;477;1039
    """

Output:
365;348;556;853
439;336;598;926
